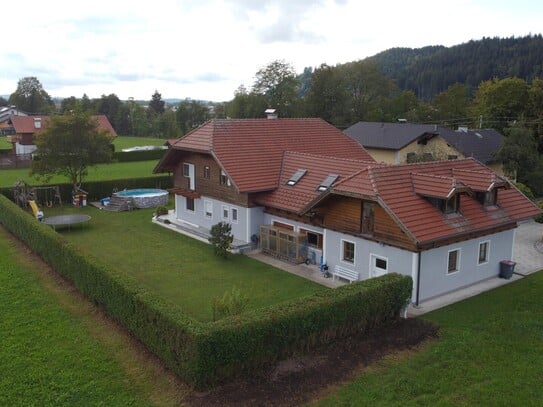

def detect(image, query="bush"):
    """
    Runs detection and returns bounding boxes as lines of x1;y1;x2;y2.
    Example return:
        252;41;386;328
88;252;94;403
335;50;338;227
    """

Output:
212;286;249;321
535;201;543;223
514;182;535;201
155;205;169;217
209;222;234;258
113;149;166;162
0;175;172;204
0;193;412;388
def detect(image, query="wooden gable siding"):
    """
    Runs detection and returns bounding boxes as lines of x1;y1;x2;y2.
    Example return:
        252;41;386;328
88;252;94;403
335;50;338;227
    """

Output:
323;196;361;233
173;152;250;207
264;207;323;227
373;205;416;250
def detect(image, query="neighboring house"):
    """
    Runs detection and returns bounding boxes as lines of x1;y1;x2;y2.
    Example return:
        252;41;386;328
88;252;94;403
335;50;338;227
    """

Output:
155;118;539;304
344;122;505;175
9;115;117;156
344;122;463;164
439;127;505;175
0;105;27;123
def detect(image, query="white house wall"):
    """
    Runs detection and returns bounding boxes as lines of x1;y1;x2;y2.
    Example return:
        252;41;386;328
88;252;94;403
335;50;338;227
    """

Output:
418;229;515;302
174;195;263;243
324;229;415;281
15;143;36;155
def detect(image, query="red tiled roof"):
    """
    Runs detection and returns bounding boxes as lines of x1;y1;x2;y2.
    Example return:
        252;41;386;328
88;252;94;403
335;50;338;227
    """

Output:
410;172;466;200
11;115;116;137
452;168;508;192
158;118;375;192
92;115;117;137
11;115;49;134
324;158;540;245
254;151;375;213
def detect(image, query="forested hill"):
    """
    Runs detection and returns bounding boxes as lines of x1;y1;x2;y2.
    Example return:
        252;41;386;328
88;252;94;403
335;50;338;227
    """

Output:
369;35;543;100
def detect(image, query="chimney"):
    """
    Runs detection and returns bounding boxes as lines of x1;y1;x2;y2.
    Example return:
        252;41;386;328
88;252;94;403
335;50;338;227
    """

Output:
34;117;42;129
265;108;278;119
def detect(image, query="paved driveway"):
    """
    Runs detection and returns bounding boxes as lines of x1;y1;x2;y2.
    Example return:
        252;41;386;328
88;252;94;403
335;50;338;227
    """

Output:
513;219;543;275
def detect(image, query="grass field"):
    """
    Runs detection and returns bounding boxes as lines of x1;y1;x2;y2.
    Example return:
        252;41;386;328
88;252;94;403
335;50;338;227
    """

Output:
0;137;11;149
314;271;543;406
113;136;168;150
44;204;325;322
0;227;186;406
5;199;543;403
0;160;163;188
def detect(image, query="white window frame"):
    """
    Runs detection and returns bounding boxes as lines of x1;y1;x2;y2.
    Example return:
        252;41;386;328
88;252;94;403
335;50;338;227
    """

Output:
185;197;195;213
231;208;238;223
183;163;191;177
478;241;490;265
204;200;213;219
341;239;355;265
220;170;231;186
222;205;229;221
371;254;388;272
447;248;461;274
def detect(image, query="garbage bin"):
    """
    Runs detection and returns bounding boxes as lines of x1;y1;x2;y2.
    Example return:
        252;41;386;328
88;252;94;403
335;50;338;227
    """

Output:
499;260;516;279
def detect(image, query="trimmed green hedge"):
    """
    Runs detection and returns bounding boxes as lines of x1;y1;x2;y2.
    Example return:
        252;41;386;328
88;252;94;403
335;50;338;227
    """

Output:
0;194;412;388
0;176;172;203
113;149;166;162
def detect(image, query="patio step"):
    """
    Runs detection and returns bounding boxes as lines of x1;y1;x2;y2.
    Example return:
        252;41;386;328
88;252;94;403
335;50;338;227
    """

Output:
102;196;133;212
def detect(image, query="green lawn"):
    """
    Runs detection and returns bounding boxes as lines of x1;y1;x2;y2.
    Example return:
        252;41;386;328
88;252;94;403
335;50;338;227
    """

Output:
44;204;325;322
0;227;185;406
113;136;168;150
314;271;543;406
0;160;163;188
1;137;11;149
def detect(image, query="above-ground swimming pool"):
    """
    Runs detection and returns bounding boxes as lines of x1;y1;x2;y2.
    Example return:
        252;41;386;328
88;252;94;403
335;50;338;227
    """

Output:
113;189;169;208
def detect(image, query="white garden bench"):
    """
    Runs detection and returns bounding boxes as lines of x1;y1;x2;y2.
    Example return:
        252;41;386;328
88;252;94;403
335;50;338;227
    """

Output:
333;265;359;283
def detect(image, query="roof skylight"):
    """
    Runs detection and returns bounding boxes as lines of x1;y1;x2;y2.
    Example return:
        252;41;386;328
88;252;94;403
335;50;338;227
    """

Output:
286;169;307;186
317;174;339;192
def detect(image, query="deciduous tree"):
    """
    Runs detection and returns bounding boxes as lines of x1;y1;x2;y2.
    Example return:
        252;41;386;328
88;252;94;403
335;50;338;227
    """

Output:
31;113;113;192
253;60;300;117
8;77;55;114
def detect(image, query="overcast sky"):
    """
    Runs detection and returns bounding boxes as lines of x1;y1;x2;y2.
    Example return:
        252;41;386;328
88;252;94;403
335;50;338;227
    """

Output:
2;0;541;102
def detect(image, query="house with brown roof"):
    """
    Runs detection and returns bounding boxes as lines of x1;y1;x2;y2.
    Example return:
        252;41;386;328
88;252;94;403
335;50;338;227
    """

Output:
155;118;539;304
9;115;116;156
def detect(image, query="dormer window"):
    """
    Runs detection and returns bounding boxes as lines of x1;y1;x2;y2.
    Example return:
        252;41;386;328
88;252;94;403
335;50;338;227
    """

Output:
427;195;460;214
286;169;306;186
475;189;497;207
220;170;231;186
444;195;459;214
316;174;339;192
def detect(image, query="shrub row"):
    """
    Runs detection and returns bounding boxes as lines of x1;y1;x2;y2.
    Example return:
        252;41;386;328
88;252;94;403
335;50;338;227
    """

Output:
113;149;166;162
0;194;203;381
0;194;412;388
0;175;172;203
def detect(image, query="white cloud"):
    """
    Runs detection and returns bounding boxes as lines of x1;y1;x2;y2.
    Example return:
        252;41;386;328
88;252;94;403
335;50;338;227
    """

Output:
1;0;541;102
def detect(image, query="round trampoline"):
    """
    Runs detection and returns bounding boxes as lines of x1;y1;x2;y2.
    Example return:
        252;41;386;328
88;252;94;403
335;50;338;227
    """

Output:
43;214;91;229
